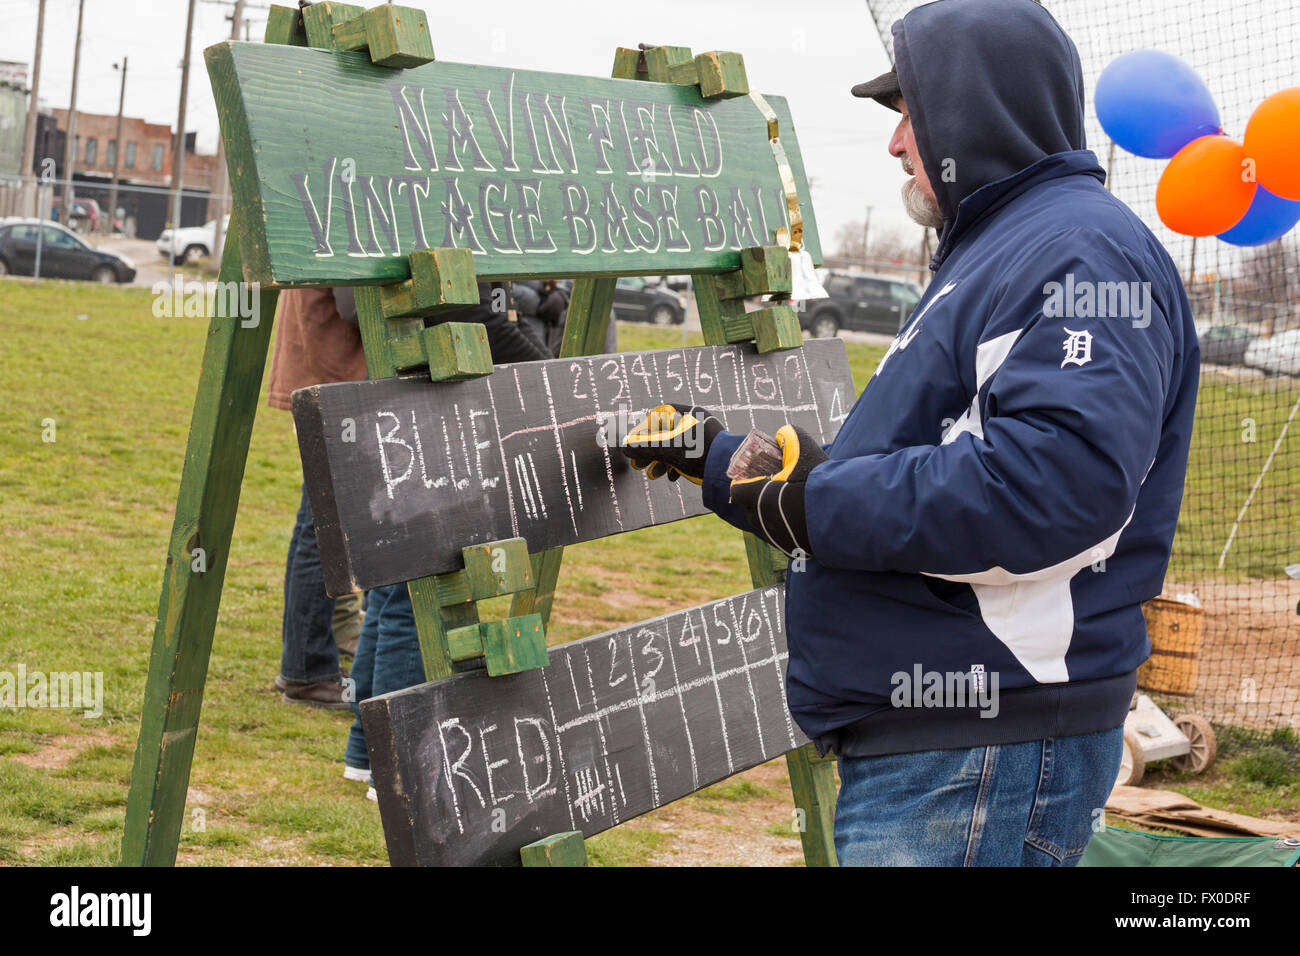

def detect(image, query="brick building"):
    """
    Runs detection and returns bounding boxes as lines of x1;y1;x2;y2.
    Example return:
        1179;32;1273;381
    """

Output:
45;107;217;239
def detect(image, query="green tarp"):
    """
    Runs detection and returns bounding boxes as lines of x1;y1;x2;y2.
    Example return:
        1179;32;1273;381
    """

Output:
1080;826;1300;867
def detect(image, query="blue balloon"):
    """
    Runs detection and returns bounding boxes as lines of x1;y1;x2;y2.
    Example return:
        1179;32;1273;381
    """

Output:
1096;50;1221;159
1217;186;1300;246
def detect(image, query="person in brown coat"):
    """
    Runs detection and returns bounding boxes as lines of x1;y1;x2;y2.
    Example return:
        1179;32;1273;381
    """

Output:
268;288;367;708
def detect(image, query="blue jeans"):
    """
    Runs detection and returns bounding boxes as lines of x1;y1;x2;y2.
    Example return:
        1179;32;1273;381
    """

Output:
344;583;427;770
280;484;341;684
833;725;1124;866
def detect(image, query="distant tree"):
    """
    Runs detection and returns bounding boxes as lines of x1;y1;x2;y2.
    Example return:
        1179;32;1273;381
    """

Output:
1237;240;1294;302
833;221;926;264
1235;239;1297;331
833;220;866;261
869;227;923;264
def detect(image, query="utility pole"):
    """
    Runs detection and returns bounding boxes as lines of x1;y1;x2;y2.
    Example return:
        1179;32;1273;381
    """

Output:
211;0;246;273
20;0;46;217
862;205;873;260
106;58;128;235
170;0;198;255
61;0;86;225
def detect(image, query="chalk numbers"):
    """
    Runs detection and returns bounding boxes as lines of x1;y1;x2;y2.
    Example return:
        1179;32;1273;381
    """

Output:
665;352;685;393
678;615;703;666
693;352;714;395
750;363;777;402
607;637;627;688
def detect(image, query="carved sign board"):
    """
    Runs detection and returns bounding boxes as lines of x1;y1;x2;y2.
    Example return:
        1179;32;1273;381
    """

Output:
361;584;806;866
293;338;854;594
205;41;821;287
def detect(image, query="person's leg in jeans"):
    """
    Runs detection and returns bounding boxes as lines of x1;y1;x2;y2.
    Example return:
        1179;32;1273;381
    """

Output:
833;725;1124;866
344;585;390;776
280;483;342;687
332;590;363;657
370;586;427;699
348;585;428;790
1016;728;1126;866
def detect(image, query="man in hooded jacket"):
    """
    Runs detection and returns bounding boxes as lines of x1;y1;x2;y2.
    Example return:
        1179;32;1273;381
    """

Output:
622;0;1199;865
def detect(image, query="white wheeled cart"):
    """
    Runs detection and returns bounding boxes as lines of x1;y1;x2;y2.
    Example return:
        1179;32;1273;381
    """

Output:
1116;693;1217;786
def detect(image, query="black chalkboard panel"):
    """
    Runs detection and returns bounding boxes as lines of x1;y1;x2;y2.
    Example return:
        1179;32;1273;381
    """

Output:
294;338;854;594
360;585;806;866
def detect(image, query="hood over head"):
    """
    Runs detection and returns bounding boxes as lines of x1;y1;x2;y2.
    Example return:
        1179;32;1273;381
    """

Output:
890;0;1087;227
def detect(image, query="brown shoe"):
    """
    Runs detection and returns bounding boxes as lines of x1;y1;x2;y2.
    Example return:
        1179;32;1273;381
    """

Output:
281;678;351;710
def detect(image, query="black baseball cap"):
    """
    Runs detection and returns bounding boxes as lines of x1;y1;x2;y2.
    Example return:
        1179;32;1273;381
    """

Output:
850;68;902;111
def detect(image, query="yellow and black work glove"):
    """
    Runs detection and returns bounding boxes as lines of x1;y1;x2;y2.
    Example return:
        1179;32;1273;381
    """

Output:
729;425;829;559
619;403;723;485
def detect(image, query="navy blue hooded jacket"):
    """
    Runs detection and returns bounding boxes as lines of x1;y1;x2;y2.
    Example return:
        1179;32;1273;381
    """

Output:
699;0;1200;755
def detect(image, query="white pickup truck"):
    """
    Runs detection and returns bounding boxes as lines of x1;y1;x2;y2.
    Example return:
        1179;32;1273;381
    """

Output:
156;214;230;265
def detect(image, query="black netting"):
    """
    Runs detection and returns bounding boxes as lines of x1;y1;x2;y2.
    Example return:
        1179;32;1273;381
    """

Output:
866;0;1300;737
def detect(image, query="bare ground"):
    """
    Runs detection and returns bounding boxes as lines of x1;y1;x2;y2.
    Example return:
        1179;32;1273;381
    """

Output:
617;760;810;867
1158;578;1300;731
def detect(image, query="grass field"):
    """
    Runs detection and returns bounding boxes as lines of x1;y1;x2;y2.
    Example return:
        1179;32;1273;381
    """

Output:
1172;372;1300;579
0;279;1295;866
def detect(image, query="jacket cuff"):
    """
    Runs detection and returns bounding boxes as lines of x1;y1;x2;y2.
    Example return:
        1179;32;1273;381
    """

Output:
701;430;743;513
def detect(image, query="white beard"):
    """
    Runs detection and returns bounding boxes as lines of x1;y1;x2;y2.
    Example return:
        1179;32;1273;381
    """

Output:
903;177;944;229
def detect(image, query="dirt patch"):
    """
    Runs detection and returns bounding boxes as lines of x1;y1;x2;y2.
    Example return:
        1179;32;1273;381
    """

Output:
173;833;316;867
10;731;116;770
16;827;88;860
1158;579;1300;731
580;565;640;586
601;589;673;612
625;761;810;867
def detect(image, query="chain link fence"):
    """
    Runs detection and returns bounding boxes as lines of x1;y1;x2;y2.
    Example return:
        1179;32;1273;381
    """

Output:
865;0;1300;738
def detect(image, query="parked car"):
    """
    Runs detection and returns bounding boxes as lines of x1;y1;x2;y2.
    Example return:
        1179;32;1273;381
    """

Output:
50;198;103;234
1244;329;1300;378
1197;324;1255;367
157;214;229;265
798;271;923;337
612;275;687;325
0;219;135;283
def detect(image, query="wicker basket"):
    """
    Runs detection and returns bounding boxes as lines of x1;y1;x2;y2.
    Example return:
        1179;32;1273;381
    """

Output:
1138;597;1203;696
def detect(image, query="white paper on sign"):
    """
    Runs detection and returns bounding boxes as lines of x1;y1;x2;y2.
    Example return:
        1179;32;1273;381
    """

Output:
790;249;828;301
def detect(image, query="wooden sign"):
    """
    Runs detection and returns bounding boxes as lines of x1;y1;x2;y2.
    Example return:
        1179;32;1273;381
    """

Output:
205;41;821;286
293;338;853;594
361;584;806;866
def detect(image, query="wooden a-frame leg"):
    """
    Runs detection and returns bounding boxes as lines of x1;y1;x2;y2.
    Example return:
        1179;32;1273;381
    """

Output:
508;55;631;632
786;746;839;866
501;276;615;866
508;275;616;630
696;269;840;867
351;283;469;682
121;214;279;866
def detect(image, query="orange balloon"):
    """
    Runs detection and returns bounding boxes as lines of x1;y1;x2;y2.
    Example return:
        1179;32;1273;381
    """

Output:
1244;87;1300;201
1156;135;1256;236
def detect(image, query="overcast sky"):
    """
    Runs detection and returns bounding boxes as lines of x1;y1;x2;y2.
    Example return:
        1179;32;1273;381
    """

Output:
11;0;1290;271
0;0;910;252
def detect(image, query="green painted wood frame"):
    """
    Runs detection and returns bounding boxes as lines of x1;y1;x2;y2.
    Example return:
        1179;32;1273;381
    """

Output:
121;7;836;867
